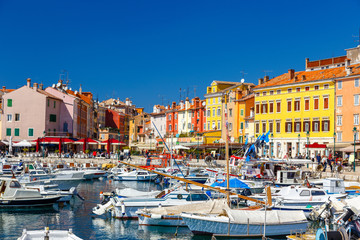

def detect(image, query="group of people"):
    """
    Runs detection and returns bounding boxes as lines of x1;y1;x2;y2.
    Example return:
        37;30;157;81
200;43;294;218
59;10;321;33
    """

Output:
314;153;343;172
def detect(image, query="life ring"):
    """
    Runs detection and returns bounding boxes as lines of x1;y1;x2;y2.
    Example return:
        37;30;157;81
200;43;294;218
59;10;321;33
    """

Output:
177;194;183;200
215;179;225;184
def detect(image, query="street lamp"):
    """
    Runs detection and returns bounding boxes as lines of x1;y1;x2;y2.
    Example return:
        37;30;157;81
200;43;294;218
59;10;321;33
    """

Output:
270;133;274;158
42;131;46;159
297;133;300;158
306;131;310;159
353;127;358;172
118;131;120;161
197;133;200;163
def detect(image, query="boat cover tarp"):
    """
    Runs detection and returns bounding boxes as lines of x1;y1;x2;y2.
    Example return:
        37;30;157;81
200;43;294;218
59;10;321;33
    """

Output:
141;199;229;215
225;209;307;224
344;196;360;215
210;178;250;189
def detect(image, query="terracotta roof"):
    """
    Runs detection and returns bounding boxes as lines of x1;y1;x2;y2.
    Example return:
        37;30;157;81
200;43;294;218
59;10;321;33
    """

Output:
66;89;92;104
212;80;242;85
254;64;360;89
0;89;15;93
236;92;254;102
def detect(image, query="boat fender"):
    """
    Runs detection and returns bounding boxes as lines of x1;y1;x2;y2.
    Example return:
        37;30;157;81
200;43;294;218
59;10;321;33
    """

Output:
216;179;225;184
121;202;126;216
33;178;37;181
177;194;183;200
100;192;104;201
151;214;162;219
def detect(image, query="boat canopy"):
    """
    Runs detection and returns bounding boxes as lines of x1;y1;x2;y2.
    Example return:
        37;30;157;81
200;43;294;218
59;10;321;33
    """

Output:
210;178;249;189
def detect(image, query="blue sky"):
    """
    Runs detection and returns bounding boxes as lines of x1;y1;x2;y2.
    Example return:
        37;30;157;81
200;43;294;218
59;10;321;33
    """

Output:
1;0;360;111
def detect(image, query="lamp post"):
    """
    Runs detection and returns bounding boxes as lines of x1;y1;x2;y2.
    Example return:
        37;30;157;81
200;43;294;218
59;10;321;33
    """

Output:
42;131;46;159
353;127;358;172
118;131;120;161
306;131;310;159
197;133;200;163
270;133;274;158
297;133;300;158
333;132;336;159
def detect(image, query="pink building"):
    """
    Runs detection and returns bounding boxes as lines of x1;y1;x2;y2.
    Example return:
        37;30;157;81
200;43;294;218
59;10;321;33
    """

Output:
1;78;62;141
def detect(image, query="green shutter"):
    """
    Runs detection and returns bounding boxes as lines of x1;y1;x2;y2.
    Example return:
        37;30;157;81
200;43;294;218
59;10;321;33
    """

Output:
14;128;19;136
50;114;57;122
47;99;49;107
53;101;56;108
6;128;11;136
240;122;244;129
240;109;244;116
7;99;12;107
28;128;34;137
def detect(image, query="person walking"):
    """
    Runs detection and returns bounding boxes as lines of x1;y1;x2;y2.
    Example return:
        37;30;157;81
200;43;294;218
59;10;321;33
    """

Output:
126;151;132;162
321;155;328;172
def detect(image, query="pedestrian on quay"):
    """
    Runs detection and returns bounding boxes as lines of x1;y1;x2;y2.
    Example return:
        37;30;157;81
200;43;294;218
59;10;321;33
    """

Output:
327;156;333;172
316;153;321;165
127;151;132;161
321;155;328;172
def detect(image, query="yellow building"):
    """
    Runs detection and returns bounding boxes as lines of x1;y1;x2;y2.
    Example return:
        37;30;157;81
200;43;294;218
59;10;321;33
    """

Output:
254;70;335;158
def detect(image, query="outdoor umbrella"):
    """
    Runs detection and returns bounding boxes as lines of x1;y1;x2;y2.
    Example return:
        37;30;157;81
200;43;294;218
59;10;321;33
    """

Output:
13;140;33;147
100;139;125;155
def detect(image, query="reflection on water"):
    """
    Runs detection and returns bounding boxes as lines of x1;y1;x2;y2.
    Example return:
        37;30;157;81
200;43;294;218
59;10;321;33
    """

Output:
0;178;200;240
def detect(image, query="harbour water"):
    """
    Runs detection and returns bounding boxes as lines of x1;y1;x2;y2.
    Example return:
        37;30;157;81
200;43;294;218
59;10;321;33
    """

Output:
0;178;205;240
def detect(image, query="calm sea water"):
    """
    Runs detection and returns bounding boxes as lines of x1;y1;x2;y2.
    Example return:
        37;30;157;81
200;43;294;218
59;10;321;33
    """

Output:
0;179;211;240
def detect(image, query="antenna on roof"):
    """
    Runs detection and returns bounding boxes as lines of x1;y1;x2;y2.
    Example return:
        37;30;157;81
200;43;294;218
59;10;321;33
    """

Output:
352;27;360;46
179;88;182;102
263;70;273;78
240;70;247;82
193;85;197;98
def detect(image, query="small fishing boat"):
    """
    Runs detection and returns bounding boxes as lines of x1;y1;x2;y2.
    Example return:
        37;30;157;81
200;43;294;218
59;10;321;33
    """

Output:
181;209;308;236
0;178;61;207
18;227;82;240
115;170;157;181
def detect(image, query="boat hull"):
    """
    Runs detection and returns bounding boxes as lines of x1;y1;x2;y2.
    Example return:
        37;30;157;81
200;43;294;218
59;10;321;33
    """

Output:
138;213;184;226
0;196;61;208
181;215;308;236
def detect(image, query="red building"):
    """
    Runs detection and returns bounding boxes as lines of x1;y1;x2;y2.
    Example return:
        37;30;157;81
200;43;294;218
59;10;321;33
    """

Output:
190;97;206;133
166;102;179;136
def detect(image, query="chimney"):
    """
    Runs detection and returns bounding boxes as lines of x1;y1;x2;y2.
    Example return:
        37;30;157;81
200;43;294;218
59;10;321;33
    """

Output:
288;69;295;79
27;78;31;88
172;101;176;109
39;83;44;90
258;78;264;85
294;76;298;82
305;58;309;69
2;86;5;92
79;84;82;94
264;76;269;82
346;59;352;75
33;83;38;90
302;75;306;81
345;59;351;67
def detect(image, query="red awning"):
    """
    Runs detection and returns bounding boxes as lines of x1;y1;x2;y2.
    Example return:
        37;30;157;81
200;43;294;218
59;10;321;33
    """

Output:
74;138;99;145
305;142;327;148
100;139;126;145
34;137;75;144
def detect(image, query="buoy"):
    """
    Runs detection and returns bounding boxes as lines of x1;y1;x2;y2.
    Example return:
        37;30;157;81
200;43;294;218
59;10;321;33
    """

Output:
109;180;112;183
121;202;126;216
99;192;104;201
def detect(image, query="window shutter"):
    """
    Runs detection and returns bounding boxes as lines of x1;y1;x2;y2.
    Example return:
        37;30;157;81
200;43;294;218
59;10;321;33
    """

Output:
321;121;324;131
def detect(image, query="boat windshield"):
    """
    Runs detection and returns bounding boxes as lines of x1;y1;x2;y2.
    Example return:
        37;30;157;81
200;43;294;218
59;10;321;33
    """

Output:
9;181;21;188
186;194;209;201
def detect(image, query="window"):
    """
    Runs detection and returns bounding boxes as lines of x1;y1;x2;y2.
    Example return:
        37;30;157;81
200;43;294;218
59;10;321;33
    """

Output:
269;102;274;113
276;121;281;133
203;123;206;130
300;190;310;196
277;90;281;94
295;122;301;132
50;114;57;122
276;101;281;113
314;85;319;90
312;121;320;132
305;86;310;91
7;99;12;107
337;116;342;126
229;123;232;131
262;122;266;133
261;103;267;113
175;124;177;130
287;88;292;93
337;96;343;106
337;132;342;142
324;84;329;89
304;98;310;111
229;109;232;117
263;91;267;96
6;128;11;136
53;101;56;108
168;115;171;120
14;128;19;136
355;95;360;106
314;98;319;110
355;114;359;125
323;97;329;109
7;114;12;122
217;121;221;130
28;128;34;137
245;121;248;129
217;108;221;116
322;120;329;131
270;91;274;95
303;121;310;132
255;122;260;134
47;99;50;107
296;87;301;92
287;100;292;112
188;123;191;129
207;122;210;130
269;122;273;133
286;122;292;132
212;108;215;117
240;122;244;130
255;92;260;97
256;104;260;114
294;99;300;111
169;125;172;131
311;190;325;196
355;78;360;87
15;114;20;121
174;113;177;120
207;109;210;117
338;80;342;89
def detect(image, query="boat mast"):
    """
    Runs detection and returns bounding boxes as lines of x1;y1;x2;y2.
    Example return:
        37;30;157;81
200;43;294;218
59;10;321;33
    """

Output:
223;93;230;206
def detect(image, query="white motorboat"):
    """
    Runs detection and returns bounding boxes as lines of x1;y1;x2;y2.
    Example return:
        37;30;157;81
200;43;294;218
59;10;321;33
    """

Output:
26;183;77;202
50;169;84;191
181;209;308;236
115;188;161;198
18;227;82;240
92;187;210;219
115;170;157;181
137;199;228;227
82;168;107;180
0;178;61;207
